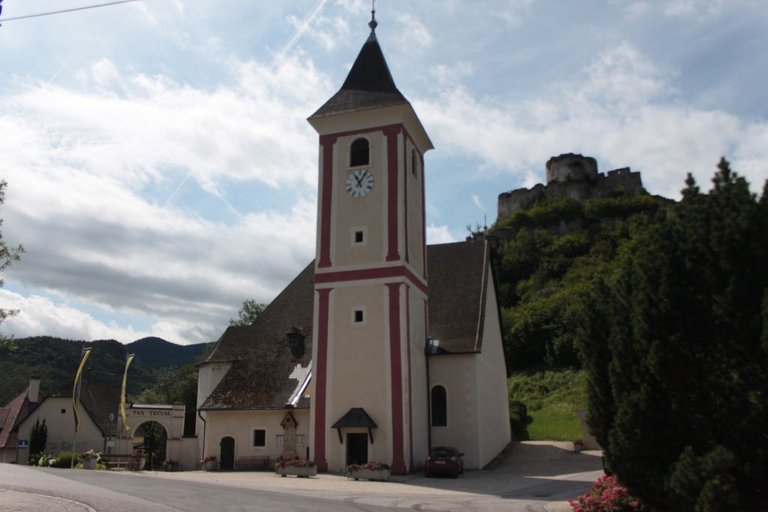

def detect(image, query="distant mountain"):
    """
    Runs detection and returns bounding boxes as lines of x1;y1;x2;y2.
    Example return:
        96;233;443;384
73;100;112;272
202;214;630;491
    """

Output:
125;337;210;368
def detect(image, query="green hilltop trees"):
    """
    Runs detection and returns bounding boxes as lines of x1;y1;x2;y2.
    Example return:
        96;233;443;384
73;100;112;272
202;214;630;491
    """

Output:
578;159;768;511
0;180;23;347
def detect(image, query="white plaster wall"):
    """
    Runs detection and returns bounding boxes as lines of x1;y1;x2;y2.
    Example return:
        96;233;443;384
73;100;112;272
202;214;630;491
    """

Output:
408;288;429;470
429;354;480;468
196;362;231;457
473;267;512;468
323;283;391;471
18;397;104;455
203;409;310;466
330;132;387;269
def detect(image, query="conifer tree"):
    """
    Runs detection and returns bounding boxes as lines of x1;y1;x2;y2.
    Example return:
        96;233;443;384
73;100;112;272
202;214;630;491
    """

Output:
579;160;768;511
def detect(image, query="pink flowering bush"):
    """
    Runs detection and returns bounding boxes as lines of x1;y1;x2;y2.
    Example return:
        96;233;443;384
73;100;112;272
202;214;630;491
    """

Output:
569;475;650;512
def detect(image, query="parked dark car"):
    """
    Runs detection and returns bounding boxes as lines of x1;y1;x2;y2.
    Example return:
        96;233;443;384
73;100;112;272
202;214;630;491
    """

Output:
424;446;464;478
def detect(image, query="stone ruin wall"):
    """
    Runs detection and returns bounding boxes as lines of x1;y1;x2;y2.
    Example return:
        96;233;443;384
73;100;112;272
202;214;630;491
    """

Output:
497;153;644;222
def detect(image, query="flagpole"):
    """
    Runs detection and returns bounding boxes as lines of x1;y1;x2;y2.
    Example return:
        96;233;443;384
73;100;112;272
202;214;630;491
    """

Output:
71;346;92;468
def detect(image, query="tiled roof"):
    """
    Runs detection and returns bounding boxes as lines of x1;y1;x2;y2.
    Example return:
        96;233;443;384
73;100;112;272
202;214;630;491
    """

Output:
201;241;496;411
310;31;408;119
200;262;315;411
0;386;36;449
80;383;120;435
427;240;490;354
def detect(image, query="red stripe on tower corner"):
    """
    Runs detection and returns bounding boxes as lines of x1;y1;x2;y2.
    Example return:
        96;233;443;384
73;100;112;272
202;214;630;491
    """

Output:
386;282;406;474
313;287;332;472
318;135;337;268
384;126;401;262
406;284;414;471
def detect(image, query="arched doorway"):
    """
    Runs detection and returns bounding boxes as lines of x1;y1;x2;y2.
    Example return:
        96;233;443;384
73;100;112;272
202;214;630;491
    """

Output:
219;436;235;471
134;421;168;470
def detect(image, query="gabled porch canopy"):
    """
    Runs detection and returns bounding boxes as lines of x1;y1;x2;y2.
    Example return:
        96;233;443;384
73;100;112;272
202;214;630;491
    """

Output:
331;407;377;444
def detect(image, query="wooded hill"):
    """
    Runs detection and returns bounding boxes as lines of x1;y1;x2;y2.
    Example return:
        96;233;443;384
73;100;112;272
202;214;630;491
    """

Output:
488;191;670;371
0;336;210;406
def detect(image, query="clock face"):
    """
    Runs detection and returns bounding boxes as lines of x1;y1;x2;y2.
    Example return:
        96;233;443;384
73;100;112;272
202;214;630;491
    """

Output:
346;168;375;198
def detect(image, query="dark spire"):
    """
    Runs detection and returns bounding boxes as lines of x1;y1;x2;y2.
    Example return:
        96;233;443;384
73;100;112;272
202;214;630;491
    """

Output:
309;8;409;119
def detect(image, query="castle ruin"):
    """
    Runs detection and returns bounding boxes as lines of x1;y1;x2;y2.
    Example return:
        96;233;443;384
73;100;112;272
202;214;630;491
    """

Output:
497;153;645;222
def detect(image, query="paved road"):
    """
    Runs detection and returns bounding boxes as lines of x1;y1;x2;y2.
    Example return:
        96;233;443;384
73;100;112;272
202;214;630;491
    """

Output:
0;442;604;512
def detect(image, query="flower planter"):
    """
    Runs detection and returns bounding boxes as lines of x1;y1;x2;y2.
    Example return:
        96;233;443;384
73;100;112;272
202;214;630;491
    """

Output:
277;465;317;478
349;468;390;481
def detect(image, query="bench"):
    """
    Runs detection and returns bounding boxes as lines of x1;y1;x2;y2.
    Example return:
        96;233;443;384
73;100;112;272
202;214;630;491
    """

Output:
103;453;136;470
236;456;272;471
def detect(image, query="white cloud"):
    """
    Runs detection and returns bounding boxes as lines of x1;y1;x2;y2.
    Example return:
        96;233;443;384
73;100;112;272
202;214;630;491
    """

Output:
0;290;149;343
427;225;457;245
0;54;328;344
394;14;434;50
472;194;485;211
500;0;537;25
415;42;767;199
663;0;730;18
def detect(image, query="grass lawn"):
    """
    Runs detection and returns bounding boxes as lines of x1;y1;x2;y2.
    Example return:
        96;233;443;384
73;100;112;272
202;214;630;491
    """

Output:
508;369;587;442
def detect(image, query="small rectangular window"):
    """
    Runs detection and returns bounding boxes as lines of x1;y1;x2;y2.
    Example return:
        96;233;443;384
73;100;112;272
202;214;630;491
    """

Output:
276;434;284;447
354;230;364;244
297;435;305;447
354;310;364;323
61;409;66;414
253;429;266;447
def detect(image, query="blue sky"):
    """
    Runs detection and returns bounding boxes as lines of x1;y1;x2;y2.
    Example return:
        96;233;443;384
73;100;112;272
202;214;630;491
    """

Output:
0;0;766;345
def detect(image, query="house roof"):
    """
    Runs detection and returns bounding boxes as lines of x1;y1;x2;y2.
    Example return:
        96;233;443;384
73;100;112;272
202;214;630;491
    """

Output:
79;382;120;435
200;240;495;411
0;384;38;449
427;240;490;354
309;29;408;119
200;261;315;411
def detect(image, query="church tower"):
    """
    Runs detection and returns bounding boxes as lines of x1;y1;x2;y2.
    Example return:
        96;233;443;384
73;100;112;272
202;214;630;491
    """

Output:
307;12;433;474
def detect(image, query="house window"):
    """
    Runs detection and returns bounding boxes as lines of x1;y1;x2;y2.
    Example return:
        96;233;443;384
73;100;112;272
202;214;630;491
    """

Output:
354;230;364;244
253;429;266;447
431;385;447;427
297;434;305;447
350;138;370;167
276;434;284;447
411;148;419;177
354;310;364;324
61;409;66;414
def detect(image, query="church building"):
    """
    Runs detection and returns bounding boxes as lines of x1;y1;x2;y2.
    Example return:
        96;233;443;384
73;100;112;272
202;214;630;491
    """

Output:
196;13;510;474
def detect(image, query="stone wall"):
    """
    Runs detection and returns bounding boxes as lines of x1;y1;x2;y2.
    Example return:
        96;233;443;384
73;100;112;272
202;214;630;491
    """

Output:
497;154;644;222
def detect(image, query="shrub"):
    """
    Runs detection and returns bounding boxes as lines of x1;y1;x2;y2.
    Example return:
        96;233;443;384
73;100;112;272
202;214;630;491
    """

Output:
48;451;79;468
569;475;650;512
509;400;530;440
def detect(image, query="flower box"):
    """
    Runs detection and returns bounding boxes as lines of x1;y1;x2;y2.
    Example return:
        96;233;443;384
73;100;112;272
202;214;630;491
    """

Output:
277;465;317;478
347;466;391;481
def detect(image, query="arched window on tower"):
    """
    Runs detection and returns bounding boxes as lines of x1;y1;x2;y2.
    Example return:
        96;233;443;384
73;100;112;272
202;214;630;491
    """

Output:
431;385;447;427
350;138;370;167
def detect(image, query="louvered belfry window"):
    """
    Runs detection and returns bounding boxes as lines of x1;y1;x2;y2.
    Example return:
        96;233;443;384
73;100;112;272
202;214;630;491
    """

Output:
350;138;370;167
